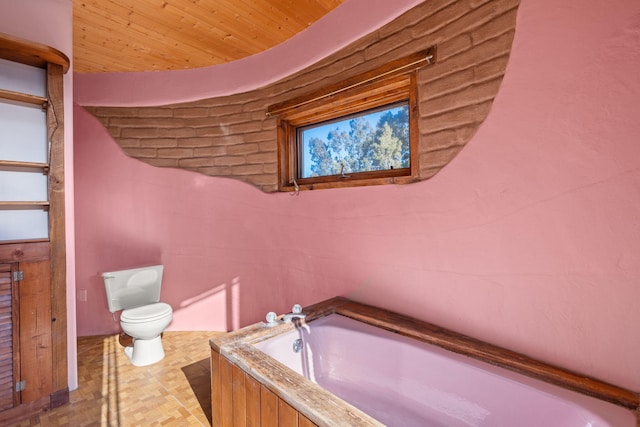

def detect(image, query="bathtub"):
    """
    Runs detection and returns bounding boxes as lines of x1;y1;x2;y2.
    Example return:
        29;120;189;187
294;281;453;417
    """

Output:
210;297;639;426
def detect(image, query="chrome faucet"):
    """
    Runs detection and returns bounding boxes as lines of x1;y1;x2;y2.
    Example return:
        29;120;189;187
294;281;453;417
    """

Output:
282;304;306;323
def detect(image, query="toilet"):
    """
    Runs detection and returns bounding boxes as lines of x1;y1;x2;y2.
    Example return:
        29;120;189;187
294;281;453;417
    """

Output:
102;265;173;366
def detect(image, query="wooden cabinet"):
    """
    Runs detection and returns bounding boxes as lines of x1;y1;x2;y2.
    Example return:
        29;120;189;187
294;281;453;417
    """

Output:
0;244;58;423
0;258;53;412
0;33;70;424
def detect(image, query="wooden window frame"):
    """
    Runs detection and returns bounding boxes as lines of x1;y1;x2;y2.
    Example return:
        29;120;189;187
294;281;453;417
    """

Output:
269;47;436;192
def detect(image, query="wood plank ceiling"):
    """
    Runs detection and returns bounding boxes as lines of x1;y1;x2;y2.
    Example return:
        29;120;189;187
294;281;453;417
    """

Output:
73;0;346;73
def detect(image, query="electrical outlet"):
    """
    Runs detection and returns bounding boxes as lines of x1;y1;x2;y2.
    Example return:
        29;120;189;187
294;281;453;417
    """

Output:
78;289;88;302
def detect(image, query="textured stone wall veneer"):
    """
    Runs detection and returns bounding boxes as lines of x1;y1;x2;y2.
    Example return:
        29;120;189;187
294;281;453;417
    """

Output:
86;0;520;192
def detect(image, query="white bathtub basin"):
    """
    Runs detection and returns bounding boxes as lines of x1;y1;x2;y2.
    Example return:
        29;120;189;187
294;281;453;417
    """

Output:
255;314;635;427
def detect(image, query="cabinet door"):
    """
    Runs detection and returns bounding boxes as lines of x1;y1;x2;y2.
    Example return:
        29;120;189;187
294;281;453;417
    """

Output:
18;259;52;403
0;263;16;411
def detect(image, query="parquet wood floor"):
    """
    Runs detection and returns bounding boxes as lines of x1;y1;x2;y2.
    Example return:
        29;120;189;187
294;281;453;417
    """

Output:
11;331;218;426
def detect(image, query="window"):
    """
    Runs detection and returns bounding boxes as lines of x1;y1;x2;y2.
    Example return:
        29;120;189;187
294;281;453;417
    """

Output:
270;47;435;192
299;101;410;179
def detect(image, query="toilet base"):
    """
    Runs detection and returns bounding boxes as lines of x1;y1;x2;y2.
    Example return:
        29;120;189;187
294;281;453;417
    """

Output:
124;335;166;366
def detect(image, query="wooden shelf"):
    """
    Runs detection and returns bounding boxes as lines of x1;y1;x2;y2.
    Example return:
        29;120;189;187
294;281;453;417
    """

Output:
0;31;70;73
0;88;47;108
0;201;49;210
0;160;49;173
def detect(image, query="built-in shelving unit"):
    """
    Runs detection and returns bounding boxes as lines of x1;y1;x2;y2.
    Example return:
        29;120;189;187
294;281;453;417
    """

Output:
0;53;51;217
0;30;70;425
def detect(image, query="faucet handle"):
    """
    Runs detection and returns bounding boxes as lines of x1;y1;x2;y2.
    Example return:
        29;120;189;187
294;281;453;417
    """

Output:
292;304;302;314
265;311;278;325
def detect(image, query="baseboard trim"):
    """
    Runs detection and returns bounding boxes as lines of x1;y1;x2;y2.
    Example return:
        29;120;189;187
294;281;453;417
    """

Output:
50;387;69;408
0;396;49;425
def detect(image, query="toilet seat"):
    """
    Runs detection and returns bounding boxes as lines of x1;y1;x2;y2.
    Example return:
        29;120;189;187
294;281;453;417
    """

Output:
121;302;172;324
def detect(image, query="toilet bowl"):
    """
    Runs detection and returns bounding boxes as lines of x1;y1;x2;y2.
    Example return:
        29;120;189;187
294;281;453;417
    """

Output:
120;302;173;366
102;265;173;367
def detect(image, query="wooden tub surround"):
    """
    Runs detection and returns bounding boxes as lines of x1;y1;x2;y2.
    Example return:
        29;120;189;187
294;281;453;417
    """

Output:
210;297;639;426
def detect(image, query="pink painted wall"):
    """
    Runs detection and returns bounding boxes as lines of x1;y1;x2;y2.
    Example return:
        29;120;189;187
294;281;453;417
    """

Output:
73;0;640;392
1;0;78;390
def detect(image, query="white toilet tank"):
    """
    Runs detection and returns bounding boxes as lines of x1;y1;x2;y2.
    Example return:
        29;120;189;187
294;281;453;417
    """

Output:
102;265;164;312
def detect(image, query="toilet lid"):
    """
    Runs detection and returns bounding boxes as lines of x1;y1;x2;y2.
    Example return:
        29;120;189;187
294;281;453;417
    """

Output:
121;302;172;323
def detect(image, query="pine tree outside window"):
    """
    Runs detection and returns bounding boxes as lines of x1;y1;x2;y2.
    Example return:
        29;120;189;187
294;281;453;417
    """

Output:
299;102;410;179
